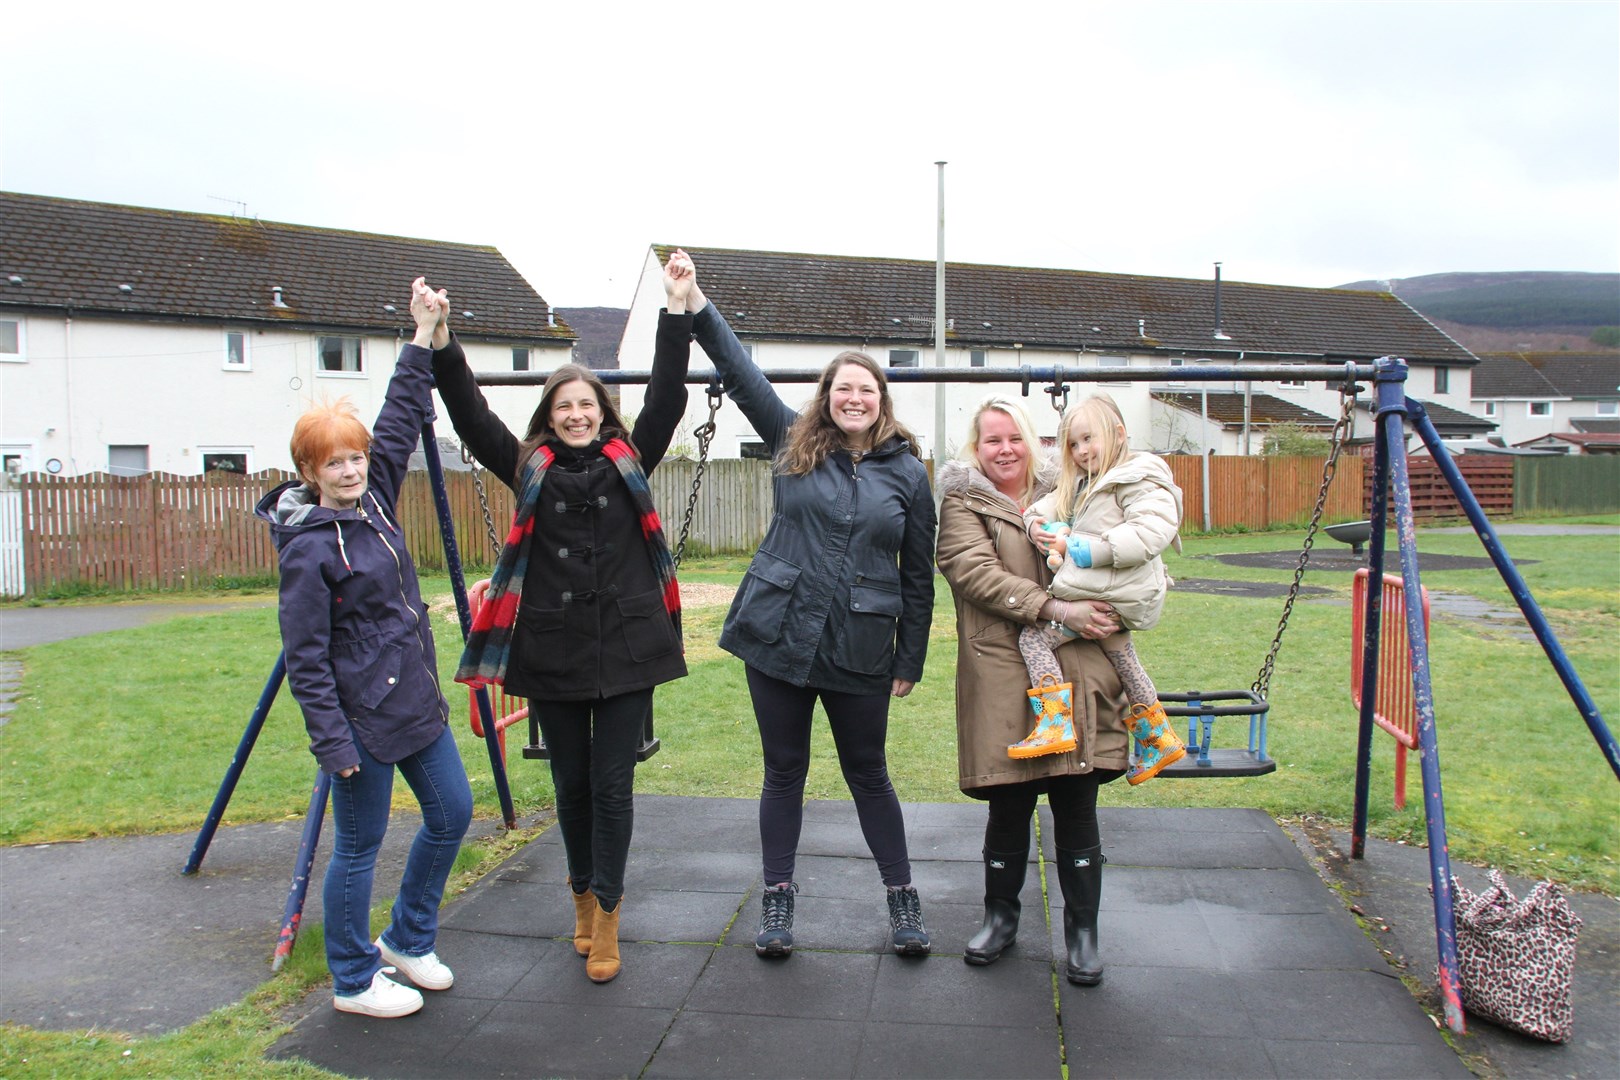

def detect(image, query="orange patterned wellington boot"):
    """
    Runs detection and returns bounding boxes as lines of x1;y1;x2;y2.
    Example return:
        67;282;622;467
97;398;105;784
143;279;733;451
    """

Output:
1126;702;1187;784
1009;675;1079;759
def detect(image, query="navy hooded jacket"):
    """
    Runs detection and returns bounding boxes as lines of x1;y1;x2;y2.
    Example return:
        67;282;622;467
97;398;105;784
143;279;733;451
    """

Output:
255;343;449;774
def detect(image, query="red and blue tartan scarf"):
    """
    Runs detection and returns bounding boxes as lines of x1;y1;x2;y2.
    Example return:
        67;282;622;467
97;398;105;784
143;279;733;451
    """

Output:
455;436;681;689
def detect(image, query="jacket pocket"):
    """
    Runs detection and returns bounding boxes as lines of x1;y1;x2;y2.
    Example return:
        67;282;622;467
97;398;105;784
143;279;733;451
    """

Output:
618;587;680;662
731;549;801;644
356;643;402;709
834;580;904;676
512;603;570;680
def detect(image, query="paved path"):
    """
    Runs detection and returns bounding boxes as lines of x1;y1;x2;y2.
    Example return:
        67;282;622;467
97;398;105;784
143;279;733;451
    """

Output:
271;798;1473;1079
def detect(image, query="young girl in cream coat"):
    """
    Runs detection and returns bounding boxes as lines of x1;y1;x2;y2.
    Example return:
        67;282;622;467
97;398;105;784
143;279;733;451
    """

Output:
1018;393;1188;783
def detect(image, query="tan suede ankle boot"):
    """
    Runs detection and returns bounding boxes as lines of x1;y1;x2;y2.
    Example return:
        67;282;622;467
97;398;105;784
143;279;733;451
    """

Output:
569;881;594;957
586;900;622;983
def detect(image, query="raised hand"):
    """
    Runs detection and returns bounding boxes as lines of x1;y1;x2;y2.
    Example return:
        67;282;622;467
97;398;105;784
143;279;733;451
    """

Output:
664;248;695;312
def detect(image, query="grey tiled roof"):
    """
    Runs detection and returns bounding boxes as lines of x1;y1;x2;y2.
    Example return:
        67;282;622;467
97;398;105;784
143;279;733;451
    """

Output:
663;245;1477;364
0;190;572;342
1480;352;1620;399
1357;398;1496;433
1572;418;1620;434
1152;391;1337;428
1470;353;1562;397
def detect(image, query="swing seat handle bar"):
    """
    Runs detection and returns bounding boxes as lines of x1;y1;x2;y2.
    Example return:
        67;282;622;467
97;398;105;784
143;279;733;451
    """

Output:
1159;690;1270;718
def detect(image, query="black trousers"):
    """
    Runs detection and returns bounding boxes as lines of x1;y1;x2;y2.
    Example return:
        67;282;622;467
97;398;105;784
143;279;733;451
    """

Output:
983;770;1126;853
536;688;652;906
745;666;913;887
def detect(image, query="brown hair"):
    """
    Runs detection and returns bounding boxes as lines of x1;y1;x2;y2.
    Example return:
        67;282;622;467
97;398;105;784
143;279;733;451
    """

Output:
776;351;921;476
289;398;371;487
520;364;632;468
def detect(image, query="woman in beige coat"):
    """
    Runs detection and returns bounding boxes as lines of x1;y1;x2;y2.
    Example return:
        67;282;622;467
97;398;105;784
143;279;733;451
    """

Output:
935;396;1130;986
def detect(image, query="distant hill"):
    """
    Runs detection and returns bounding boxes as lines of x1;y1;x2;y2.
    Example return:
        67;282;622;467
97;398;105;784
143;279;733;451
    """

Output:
555;307;629;370
1337;271;1619;352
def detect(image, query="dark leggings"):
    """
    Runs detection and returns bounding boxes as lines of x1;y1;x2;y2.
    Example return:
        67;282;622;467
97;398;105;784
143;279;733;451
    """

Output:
536;688;651;907
984;770;1125;853
745;665;912;887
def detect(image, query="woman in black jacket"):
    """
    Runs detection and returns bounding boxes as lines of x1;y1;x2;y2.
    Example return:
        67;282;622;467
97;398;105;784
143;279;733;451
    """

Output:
676;251;936;960
430;259;693;984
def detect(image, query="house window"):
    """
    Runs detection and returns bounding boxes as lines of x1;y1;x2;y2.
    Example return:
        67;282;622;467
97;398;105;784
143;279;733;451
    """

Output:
741;344;754;361
1097;355;1128;368
739;440;771;461
1482;401;1497;417
1529;402;1551;417
1434;367;1450;394
512;347;530;371
889;349;920;368
108;445;150;477
202;452;249;474
1279;363;1305;388
224;331;250;370
970;349;987;368
317;336;364;373
0;318;22;362
1166;357;1187;385
1596;401;1618;416
2;452;25;476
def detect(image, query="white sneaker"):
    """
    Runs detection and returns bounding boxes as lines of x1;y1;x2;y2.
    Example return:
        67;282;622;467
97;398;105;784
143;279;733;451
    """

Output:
333;968;423;1018
375;937;454;991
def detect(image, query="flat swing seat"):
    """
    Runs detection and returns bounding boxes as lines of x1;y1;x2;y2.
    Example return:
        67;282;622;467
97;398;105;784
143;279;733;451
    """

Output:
1153;690;1277;778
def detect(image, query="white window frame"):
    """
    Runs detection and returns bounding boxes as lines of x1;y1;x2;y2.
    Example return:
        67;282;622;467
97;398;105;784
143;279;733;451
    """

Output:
316;335;365;377
223;329;251;371
1096;355;1128;368
1166;357;1187;386
512;347;530;371
199;446;253;475
1433;366;1449;394
1;442;35;476
970;349;988;369
888;348;920;368
1278;363;1306;389
1528;401;1551;417
1595;401;1618;417
1481;401;1497;417
0;317;24;363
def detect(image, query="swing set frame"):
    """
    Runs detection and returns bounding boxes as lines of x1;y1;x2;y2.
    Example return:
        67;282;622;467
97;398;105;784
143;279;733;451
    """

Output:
185;356;1615;1035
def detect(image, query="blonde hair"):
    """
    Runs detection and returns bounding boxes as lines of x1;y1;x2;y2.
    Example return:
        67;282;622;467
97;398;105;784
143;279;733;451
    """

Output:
1052;393;1130;520
777;351;921;476
289;398;371;487
959;395;1042;505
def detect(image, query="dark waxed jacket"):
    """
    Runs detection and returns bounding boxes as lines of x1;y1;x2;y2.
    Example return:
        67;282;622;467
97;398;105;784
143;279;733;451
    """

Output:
693;304;935;694
255;343;449;775
431;313;692;701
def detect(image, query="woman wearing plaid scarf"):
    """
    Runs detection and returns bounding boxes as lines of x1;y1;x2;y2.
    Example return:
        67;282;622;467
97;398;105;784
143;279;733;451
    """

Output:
430;257;694;984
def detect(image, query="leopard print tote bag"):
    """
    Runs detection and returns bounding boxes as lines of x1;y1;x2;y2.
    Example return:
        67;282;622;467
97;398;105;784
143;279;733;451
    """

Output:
1451;871;1582;1042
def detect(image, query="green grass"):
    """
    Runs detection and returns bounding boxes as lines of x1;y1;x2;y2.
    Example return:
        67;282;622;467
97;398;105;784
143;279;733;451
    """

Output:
0;520;1615;1069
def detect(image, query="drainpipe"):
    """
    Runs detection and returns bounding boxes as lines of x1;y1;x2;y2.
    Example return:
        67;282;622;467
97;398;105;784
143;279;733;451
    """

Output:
933;161;947;479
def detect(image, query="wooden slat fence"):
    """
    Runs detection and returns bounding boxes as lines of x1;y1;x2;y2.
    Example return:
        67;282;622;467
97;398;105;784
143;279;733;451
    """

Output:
1165;454;1366;532
17;451;1558;597
1361;451;1514;522
1513;455;1620;517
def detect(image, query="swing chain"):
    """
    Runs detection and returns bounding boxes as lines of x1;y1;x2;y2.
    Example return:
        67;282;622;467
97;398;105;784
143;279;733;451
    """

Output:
462;443;503;559
1251;378;1360;699
673;382;724;569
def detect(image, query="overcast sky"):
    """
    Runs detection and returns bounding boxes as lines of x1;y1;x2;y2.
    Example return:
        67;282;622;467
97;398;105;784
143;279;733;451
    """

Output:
4;1;1616;308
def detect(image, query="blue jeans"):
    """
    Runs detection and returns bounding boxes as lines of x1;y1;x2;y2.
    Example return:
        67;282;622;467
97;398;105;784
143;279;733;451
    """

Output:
325;724;473;994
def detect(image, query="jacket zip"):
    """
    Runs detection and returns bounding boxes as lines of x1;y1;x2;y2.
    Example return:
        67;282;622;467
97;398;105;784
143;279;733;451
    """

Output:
360;497;447;722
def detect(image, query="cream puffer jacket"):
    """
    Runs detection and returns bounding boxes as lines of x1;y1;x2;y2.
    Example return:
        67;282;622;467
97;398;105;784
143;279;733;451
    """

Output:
1026;452;1183;631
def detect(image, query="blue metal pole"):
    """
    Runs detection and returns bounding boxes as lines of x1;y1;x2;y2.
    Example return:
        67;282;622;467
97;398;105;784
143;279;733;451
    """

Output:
1351;367;1394;860
1407;401;1618;779
420;419;517;829
1377;364;1465;1035
271;767;331;972
183;653;288;875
